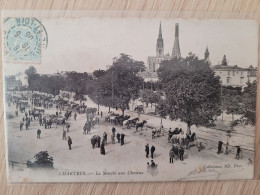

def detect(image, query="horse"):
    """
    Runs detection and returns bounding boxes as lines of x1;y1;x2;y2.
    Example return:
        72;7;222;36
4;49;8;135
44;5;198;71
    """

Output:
91;135;101;149
168;128;183;142
152;129;161;139
135;120;147;131
125;117;139;129
31;111;41;119
112;115;130;126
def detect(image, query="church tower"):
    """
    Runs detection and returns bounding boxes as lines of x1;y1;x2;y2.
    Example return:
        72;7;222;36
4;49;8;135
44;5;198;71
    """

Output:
172;23;181;59
205;46;209;60
204;46;211;66
156;22;164;57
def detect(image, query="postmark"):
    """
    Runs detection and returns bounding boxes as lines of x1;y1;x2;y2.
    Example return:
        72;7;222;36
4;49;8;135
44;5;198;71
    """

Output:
3;17;48;63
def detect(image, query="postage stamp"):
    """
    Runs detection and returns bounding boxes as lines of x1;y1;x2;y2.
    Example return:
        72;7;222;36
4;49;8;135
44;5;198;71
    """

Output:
3;17;48;63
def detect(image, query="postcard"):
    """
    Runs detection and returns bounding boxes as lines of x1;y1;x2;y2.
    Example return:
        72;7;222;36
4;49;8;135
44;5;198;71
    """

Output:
2;11;258;182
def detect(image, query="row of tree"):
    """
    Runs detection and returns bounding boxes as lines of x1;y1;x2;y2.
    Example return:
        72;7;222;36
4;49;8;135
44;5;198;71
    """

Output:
24;52;256;135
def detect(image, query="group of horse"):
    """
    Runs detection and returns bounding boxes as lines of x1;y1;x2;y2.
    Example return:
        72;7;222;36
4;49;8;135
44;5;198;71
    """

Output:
105;113;131;126
105;113;148;131
168;128;197;149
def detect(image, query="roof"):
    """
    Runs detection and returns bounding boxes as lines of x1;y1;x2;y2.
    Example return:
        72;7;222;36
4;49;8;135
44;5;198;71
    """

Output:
212;64;257;71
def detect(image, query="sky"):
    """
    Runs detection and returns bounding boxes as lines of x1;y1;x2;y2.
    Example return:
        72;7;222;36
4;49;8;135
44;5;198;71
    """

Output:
3;17;258;77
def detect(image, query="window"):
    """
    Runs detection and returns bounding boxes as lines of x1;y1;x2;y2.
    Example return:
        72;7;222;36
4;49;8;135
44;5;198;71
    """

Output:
240;77;244;84
233;71;235;76
228;71;230;76
227;77;230;83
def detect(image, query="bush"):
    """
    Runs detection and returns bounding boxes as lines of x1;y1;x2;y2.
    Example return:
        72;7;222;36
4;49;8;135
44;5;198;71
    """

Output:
26;151;54;169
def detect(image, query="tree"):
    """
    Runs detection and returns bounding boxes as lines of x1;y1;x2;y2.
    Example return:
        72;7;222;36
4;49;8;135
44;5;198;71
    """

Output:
91;54;145;115
109;54;145;115
64;72;92;100
27;151;54;169
157;53;221;135
93;69;106;79
140;89;161;109
140;89;152;107
156;99;168;124
224;94;242;130
25;66;38;90
241;81;257;126
221;55;227;66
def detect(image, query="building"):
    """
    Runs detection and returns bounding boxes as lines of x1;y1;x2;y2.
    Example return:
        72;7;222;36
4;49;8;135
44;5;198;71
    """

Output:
5;76;22;90
142;23;257;87
212;64;257;88
147;23;181;73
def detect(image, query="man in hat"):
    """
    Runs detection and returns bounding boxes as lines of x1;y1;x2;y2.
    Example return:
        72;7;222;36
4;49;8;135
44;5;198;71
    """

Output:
116;133;121;143
68;136;72;150
179;146;184;161
121;133;125;145
145;144;149;158
151;145;156;159
37;129;41;139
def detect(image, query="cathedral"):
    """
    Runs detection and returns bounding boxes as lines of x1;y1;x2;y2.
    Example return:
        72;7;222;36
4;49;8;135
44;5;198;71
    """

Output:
147;22;181;72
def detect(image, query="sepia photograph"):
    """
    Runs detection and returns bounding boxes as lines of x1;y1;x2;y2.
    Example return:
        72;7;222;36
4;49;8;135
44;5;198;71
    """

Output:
2;13;258;182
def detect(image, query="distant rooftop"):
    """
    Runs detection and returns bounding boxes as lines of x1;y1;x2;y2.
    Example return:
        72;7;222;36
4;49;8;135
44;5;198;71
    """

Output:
212;64;257;71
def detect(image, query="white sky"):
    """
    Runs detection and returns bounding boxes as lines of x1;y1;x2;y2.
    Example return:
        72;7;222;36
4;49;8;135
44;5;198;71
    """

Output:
3;17;258;76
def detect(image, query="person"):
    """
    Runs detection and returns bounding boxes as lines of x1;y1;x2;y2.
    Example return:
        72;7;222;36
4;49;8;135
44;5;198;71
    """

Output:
217;141;223;154
25;122;29;130
74;113;77;121
56;111;59;117
20;121;23;130
101;111;103;118
197;138;202;152
116;133;121;143
83;125;87;135
97;136;101;148
151;145;155;159
151;160;156;167
236;146;241;160
44;119;47;129
103;132;107;144
37;129;41;139
66;123;70;132
169;149;174;163
63;130;66;140
179;147;184;161
145;144;149;158
111;134;115;144
121;133;125;145
152;131;156;139
225;142;229;155
15;110;18;117
100;141;105;155
112;127;116;136
68;136;72;150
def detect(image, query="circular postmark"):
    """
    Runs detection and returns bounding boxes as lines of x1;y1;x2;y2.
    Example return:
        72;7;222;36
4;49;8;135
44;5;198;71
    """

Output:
3;17;48;63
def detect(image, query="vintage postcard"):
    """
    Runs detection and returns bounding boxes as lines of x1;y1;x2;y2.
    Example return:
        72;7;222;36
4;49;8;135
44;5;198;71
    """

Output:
1;11;258;182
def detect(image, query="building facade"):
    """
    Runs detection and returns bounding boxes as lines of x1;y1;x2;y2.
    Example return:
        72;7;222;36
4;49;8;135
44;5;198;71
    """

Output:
142;23;257;87
212;64;257;88
5;76;22;90
147;23;181;72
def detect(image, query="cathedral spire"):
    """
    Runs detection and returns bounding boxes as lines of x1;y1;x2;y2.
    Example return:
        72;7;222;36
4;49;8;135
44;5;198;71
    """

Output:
204;46;211;66
172;23;181;59
158;21;162;39
156;22;164;57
